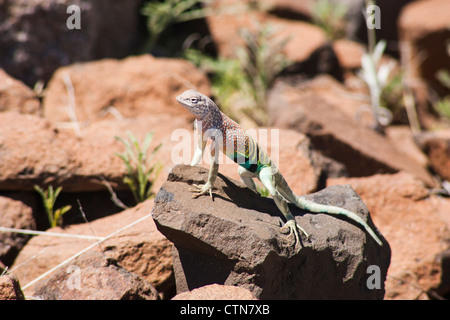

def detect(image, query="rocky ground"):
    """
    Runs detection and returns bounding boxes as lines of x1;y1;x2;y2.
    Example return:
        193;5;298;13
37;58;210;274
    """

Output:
1;0;450;300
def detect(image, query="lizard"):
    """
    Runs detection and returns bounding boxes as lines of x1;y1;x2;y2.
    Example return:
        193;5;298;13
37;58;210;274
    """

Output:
176;89;383;250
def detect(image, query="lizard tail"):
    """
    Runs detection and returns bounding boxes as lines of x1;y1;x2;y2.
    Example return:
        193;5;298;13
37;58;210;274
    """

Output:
274;173;383;246
294;196;383;246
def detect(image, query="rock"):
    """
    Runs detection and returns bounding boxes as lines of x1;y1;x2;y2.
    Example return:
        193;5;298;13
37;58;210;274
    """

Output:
0;107;327;196
206;10;327;65
172;284;257;300
0;113;73;191
266;0;368;40
265;0;314;20
267;80;436;187
32;251;159;300
398;0;450;97
416;130;450;182
0;274;25;300
0;0;141;87
43;55;210;123
100;200;174;299
153;164;390;299
332;39;365;71
0;194;36;266
285;74;374;127
328;172;450;299
267;0;415;57
331;39;370;84
0;111;191;192
11;199;173;298
0;69;40;115
385;126;429;168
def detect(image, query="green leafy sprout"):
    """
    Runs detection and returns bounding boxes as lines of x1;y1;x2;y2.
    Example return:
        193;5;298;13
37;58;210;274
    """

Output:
115;132;163;204
434;41;450;122
141;0;212;51
185;22;289;126
34;185;71;228
312;0;348;40
434;97;450;120
359;0;396;133
236;23;290;124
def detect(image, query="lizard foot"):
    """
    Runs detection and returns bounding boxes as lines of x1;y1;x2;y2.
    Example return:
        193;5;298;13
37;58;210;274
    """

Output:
280;220;309;252
189;183;213;199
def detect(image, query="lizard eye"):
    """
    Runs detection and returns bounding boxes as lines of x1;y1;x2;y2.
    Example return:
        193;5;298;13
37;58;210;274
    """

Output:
190;97;198;104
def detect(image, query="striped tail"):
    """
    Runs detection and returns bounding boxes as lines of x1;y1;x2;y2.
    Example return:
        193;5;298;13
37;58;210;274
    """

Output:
274;172;383;246
294;196;383;246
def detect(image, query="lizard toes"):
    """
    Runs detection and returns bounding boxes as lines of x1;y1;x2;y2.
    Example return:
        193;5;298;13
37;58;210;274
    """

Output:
280;220;304;252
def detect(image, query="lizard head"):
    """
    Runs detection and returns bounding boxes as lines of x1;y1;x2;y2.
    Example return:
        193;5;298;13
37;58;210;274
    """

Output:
176;89;217;119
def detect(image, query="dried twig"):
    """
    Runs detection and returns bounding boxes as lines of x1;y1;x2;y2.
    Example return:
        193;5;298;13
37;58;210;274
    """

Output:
0;226;104;241
62;72;82;137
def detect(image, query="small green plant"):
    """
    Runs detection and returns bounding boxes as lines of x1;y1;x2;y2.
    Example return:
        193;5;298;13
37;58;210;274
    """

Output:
185;22;289;126
436;69;450;89
34;185;71;228
359;0;397;135
434;96;450;120
184;48;246;117
381;70;404;117
312;0;348;40
432;40;450;121
236;23;290;123
141;0;211;51
115;132;163;204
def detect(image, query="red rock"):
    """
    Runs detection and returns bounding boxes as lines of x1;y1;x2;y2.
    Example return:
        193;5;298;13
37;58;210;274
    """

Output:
43;55;210;123
0;69;40;115
398;0;450;97
385;125;429;167
32;251;160;300
328;172;450;299
0;112;192;192
332;39;365;71
416;130;450;182
11;199;173;298
0;195;36;266
265;0;314;18
267;80;436;187
0;274;25;300
206;10;326;63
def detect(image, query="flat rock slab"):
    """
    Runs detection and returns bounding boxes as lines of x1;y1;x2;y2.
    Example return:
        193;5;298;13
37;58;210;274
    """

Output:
152;165;391;299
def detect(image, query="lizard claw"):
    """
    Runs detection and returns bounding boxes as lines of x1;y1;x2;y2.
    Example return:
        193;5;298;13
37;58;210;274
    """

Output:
280;220;309;252
189;183;214;200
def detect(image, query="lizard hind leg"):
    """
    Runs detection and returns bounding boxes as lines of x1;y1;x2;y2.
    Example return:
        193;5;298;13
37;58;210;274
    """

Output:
238;166;257;193
258;167;308;251
274;171;383;246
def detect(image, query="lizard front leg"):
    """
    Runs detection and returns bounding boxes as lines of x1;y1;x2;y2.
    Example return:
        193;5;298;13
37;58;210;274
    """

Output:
191;119;206;166
190;139;219;199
